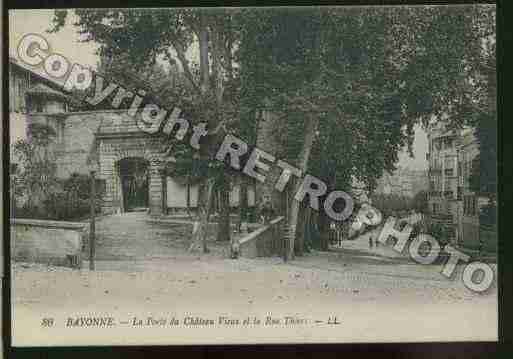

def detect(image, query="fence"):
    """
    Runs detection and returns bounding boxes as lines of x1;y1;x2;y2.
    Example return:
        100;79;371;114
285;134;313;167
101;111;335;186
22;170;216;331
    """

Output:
239;216;285;259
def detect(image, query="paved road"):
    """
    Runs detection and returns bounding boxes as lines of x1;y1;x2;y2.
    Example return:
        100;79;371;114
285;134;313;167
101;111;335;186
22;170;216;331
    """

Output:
331;213;425;261
12;213;497;345
12;257;497;345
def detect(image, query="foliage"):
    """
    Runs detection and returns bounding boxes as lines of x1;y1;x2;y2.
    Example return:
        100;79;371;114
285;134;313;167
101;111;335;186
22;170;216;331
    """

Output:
50;8;246;250
411;190;429;214
12;123;59;212
11;126;102;221
370;193;414;218
13;173;103;221
48;7;495;254
480;201;497;228
239;6;495;193
50;6;495;194
425;222;452;247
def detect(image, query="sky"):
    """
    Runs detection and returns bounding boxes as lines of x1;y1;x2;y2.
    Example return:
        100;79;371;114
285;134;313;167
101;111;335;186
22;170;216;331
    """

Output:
9;10;100;68
9;9;428;171
397;125;428;171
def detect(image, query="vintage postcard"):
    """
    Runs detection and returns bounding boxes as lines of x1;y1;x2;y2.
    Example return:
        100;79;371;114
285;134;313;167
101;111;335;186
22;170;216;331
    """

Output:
7;6;497;346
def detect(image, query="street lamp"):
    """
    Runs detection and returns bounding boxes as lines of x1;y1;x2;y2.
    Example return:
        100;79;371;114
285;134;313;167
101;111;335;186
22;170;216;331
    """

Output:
88;161;99;270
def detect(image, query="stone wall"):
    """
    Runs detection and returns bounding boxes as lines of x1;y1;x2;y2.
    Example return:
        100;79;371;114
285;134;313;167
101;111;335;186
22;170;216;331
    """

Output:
56;111;104;177
10;218;86;268
26;110;152;179
27;111;103;178
29;109;168;215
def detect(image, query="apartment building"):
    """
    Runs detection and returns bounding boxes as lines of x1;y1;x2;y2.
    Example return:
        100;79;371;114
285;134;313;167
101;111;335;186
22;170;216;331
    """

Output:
459;128;484;250
375;167;428;198
426;122;462;243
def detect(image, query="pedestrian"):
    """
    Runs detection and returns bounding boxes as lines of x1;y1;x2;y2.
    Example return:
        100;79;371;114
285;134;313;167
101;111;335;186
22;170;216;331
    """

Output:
369;236;373;249
259;196;274;224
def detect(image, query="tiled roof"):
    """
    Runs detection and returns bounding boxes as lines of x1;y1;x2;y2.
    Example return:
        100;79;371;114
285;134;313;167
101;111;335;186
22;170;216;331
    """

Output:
9;56;67;89
26;83;69;99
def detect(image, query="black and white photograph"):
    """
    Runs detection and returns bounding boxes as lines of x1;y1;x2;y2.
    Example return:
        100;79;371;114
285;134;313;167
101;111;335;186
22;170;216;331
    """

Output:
6;5;498;346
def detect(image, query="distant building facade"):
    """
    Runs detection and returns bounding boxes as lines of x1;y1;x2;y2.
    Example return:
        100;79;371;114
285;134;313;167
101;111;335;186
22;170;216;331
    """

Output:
375;167;428;198
426;121;461;242
426;122;492;250
9;57;70;169
459;128;489;250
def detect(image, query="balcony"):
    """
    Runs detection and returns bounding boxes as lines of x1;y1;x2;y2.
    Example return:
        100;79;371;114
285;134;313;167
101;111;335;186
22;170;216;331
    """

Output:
443;190;455;199
444;168;455;177
429;213;454;224
429;191;441;197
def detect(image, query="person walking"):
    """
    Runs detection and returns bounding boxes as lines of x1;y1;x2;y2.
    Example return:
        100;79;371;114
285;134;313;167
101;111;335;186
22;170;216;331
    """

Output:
369;236;373;249
259;196;275;224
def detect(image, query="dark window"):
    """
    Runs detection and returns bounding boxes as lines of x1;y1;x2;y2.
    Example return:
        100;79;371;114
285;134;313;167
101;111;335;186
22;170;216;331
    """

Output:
10;163;18;174
95;179;106;197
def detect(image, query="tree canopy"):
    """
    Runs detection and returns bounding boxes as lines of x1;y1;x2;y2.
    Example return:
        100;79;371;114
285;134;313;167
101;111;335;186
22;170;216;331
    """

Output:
48;6;496;257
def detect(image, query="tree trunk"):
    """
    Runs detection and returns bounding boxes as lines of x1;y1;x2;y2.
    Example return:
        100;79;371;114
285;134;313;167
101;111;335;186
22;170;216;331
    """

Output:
317;209;330;251
198;17;210;94
295;202;307;256
189;176;215;253
287;114;319;259
216;172;231;242
238;179;248;231
186;177;192;220
255;109;282;210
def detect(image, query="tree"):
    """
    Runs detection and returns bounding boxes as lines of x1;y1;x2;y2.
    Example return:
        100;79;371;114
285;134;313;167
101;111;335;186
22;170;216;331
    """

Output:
12;123;59;215
239;6;495;258
51;9;242;255
411;190;428;215
50;7;495;259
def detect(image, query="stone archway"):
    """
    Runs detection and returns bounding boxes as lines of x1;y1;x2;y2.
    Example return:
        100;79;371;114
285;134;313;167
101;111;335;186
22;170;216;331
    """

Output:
96;135;168;215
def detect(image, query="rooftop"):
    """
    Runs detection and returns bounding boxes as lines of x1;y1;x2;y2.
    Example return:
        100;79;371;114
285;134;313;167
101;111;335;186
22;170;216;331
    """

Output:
26;83;69;100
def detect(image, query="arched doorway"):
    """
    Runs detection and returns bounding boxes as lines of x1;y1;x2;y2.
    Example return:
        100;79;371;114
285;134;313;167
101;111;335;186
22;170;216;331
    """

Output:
117;157;149;212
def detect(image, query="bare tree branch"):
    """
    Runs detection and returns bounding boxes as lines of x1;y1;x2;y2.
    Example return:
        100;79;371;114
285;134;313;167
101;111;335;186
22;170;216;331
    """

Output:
167;45;201;95
198;14;210;93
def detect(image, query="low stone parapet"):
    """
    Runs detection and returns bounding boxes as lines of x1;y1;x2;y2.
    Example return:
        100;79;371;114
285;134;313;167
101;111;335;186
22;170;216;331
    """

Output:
10;218;87;268
239;217;285;259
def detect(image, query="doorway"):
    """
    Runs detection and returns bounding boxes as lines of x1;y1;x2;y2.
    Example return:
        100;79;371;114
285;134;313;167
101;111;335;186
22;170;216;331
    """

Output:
118;157;149;212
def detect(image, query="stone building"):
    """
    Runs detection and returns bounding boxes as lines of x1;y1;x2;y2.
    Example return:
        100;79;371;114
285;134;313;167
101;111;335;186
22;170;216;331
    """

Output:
425;122;493;249
375;167;428;198
458;128;492;251
9;57;254;217
9;57;69;169
426;121;462;243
